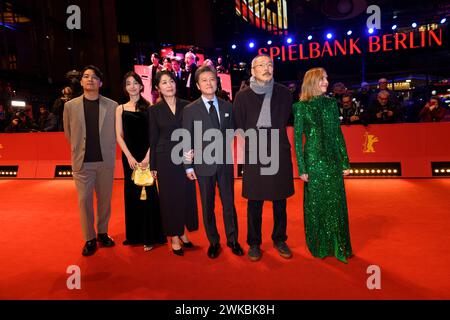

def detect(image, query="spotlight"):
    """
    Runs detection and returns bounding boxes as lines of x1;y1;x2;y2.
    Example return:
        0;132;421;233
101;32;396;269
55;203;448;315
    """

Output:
248;42;255;48
393;170;398;173
441;18;446;24
435;169;440;173
355;170;359;174
392;25;397;30
377;170;381;173
231;44;237;50
349;170;354;174
371;170;375;173
326;33;333;39
365;170;370;174
286;37;293;44
412;22;417;28
368;28;374;34
346;30;352;36
382;169;386;173
441;169;445;173
267;40;272;45
388;170;392;173
307;35;313;40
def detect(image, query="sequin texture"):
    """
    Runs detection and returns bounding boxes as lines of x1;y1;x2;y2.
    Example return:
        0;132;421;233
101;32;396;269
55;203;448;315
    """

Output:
293;95;353;263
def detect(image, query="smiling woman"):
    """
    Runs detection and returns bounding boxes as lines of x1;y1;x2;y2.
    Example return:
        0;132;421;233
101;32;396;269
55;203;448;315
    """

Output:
115;71;166;251
294;67;352;263
148;70;199;256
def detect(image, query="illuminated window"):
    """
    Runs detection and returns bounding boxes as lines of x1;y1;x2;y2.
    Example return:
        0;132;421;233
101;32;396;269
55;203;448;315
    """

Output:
236;0;288;35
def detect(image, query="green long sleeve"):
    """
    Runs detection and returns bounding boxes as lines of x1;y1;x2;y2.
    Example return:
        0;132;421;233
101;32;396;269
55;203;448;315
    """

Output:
331;99;350;170
293;102;306;175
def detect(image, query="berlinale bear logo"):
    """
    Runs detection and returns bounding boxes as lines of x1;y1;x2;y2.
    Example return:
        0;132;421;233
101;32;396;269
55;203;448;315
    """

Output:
363;132;379;153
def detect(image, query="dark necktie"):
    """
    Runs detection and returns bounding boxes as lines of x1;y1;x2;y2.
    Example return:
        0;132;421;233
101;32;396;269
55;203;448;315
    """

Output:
208;101;220;129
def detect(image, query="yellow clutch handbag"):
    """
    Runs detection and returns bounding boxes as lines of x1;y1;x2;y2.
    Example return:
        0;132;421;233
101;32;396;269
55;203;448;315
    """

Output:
131;166;155;200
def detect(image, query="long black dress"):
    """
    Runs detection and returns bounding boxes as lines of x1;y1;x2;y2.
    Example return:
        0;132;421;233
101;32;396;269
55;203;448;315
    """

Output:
148;99;198;236
121;106;166;246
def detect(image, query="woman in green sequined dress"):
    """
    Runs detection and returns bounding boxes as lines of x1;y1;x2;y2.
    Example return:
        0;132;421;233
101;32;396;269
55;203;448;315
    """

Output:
293;67;353;263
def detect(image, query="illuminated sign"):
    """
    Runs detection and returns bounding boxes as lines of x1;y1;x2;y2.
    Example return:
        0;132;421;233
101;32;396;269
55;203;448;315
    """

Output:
236;0;288;35
258;29;443;61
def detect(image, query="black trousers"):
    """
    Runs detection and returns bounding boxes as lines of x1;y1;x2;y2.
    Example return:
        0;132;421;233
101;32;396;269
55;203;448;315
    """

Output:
247;199;287;246
197;165;239;245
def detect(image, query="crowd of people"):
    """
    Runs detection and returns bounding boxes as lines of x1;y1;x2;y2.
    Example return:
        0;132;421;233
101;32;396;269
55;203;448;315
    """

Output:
328;78;450;125
0;52;232;134
1;53;449;134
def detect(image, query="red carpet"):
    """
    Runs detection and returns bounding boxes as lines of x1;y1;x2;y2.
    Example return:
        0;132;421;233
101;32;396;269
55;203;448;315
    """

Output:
0;178;449;300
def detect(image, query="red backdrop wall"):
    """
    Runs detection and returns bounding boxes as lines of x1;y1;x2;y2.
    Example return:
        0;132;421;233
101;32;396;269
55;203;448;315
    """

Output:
0;122;449;178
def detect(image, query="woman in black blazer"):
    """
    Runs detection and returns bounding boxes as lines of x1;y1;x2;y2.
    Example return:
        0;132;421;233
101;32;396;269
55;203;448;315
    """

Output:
148;71;199;256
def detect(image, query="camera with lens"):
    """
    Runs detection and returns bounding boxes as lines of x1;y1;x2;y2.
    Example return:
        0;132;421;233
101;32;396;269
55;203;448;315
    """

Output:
381;108;389;121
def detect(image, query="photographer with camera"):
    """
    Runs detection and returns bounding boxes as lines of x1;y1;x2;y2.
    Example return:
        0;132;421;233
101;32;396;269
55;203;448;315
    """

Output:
363;90;397;124
339;93;366;125
418;96;447;122
52;86;73;131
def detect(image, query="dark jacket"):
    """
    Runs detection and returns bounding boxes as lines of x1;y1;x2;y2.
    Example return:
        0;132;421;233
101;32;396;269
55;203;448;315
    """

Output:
233;83;294;200
182;97;234;177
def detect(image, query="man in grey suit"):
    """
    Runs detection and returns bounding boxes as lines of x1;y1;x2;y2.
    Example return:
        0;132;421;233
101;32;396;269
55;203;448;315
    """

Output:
63;65;118;256
182;66;243;259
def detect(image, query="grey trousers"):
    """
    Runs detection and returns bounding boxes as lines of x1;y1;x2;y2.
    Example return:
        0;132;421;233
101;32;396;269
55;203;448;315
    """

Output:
72;162;114;241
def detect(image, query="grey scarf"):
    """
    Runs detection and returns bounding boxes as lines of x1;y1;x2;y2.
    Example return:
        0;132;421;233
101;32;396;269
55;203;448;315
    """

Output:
250;76;274;128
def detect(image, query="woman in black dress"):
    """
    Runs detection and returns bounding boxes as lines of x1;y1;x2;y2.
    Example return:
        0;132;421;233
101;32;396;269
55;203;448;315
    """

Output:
116;71;166;251
148;71;199;256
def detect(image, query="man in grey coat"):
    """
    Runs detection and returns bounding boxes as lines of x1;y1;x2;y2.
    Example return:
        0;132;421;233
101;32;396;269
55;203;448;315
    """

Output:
64;65;118;256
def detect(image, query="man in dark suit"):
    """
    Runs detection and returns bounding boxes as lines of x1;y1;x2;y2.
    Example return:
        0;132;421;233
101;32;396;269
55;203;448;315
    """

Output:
184;52;201;101
233;54;294;262
171;57;188;100
149;53;163;104
182;66;244;259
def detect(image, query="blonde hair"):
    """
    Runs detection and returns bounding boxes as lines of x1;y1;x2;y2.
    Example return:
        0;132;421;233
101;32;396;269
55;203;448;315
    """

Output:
300;67;326;101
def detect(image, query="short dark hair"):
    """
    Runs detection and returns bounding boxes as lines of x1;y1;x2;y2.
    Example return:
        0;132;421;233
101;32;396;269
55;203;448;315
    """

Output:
151;52;160;60
342;93;352;100
195;66;217;84
81;65;104;82
430;96;441;107
154;70;177;88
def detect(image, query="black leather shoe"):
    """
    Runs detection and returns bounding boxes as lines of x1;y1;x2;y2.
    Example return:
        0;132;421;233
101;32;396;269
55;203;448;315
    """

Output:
82;239;97;256
180;238;194;248
227;241;244;256
122;239;139;246
172;247;184;256
97;233;115;247
207;243;221;259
